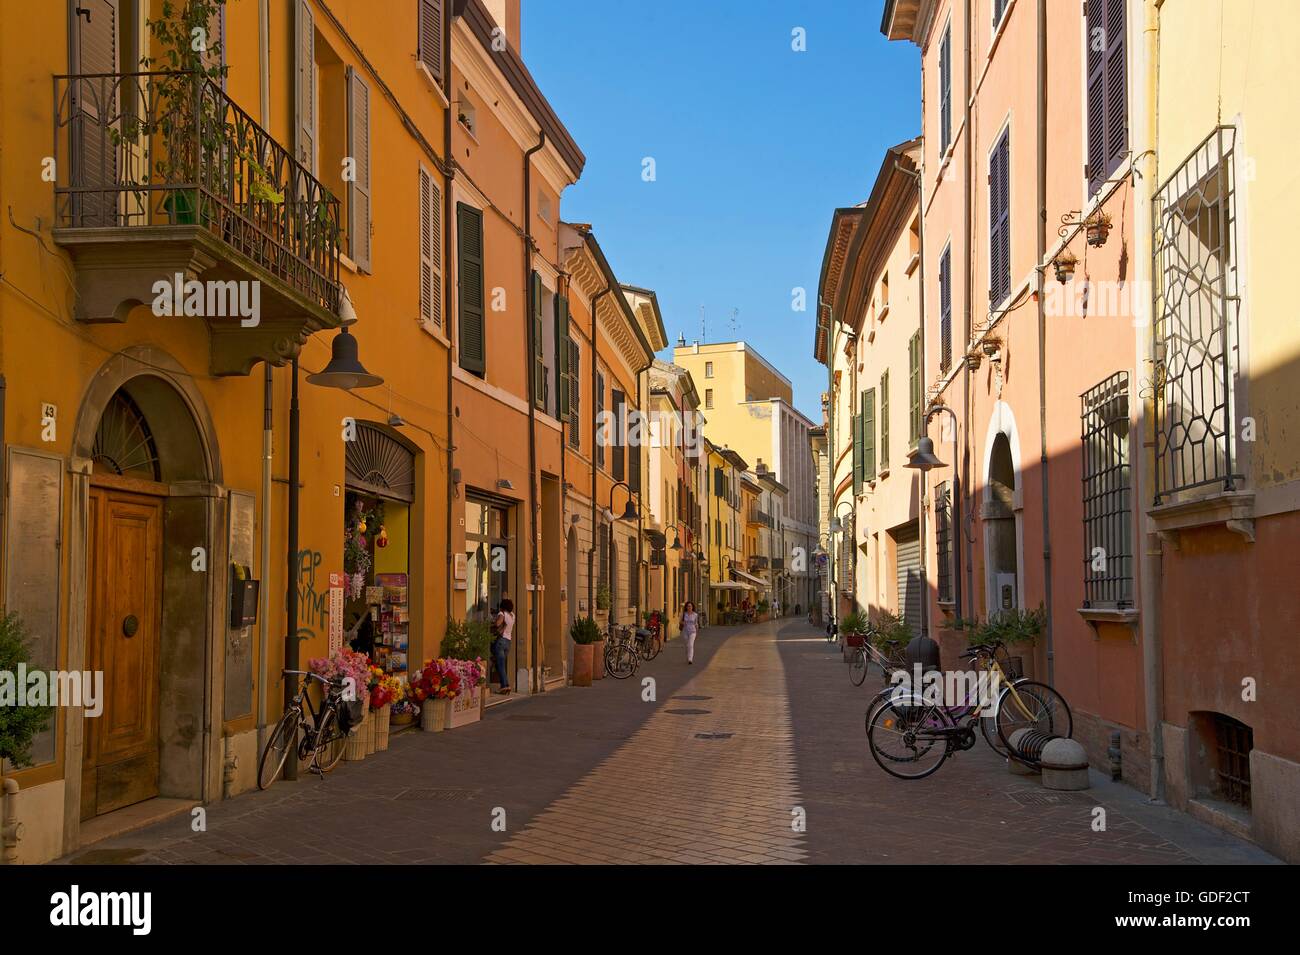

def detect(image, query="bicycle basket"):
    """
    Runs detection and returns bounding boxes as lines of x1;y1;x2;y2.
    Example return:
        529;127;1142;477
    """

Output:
337;699;365;734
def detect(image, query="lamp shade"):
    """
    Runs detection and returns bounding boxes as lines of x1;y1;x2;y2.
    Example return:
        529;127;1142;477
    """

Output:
619;500;639;522
307;327;383;390
905;436;946;472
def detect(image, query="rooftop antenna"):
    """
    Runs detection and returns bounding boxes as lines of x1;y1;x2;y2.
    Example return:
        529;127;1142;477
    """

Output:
700;305;706;344
731;307;739;337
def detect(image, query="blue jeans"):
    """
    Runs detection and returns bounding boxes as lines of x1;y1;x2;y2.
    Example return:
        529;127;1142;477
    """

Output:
492;637;511;689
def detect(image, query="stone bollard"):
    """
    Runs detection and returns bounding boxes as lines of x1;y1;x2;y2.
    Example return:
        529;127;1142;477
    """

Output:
1041;737;1091;791
1006;728;1039;776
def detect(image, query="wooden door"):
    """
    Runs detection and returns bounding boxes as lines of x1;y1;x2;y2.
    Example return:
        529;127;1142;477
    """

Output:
82;486;163;819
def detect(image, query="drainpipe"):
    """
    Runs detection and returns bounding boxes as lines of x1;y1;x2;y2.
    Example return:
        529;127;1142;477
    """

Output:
283;359;301;781
523;131;545;693
257;364;272;751
1136;0;1165;801
1035;0;1055;685
589;284;612;616
1;776;20;864
258;0;270;126
443;3;456;622
962;0;975;619
818;299;834;622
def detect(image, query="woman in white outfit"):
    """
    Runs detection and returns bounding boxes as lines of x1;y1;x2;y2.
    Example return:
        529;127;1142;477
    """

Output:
680;601;700;665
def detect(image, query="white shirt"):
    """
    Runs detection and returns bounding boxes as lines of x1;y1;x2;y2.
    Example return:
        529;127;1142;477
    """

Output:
496;610;515;641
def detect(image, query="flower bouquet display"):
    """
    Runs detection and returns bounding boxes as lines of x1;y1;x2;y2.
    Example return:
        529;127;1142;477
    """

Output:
410;658;462;732
446;656;487;729
309;648;372;761
391;698;419;727
368;667;404;752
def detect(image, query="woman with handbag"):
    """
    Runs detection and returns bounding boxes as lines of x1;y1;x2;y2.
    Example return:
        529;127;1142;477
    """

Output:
491;598;515;694
680;601;700;665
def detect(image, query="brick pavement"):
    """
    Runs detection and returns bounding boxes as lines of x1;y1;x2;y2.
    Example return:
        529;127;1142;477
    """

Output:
56;620;1276;865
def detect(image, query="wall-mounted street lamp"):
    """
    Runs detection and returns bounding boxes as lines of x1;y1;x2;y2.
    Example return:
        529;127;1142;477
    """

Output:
905;435;947;640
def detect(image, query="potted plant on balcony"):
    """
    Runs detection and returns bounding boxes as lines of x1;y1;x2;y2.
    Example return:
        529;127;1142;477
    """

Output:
141;0;231;226
570;616;600;687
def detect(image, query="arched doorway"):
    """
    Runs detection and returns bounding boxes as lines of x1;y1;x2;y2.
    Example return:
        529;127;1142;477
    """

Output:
73;354;220;822
985;433;1020;615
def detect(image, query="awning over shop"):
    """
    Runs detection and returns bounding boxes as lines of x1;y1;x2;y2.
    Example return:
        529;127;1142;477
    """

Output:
729;568;767;591
711;581;749;591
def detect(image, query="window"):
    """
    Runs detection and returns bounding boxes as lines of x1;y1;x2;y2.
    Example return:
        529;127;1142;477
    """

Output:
989;128;1011;306
939;245;952;372
457;96;477;137
1081;372;1132;606
1085;0;1127;195
628;538;639;608
880;271;890;309
938;23;952;155
880;370;890;472
531;272;546;409
705;388;714;410
612;389;626;481
418;166;442;332
417;0;445;83
992;0;1010;32
851;404;863;495
1153;128;1240;499
705;361;714;378
345;67;371;270
936;481;953;603
538;190;552;223
908;332;922;446
456;202;485;375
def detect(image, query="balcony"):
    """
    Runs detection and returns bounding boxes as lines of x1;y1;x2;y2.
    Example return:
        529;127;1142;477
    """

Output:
748;555;769;573
53;72;342;375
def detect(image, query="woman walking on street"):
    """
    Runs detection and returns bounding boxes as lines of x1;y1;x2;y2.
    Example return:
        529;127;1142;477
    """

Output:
680;601;700;665
492;598;515;694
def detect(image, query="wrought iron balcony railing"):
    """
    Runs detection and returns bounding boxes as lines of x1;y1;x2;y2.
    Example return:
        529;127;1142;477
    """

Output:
53;71;340;317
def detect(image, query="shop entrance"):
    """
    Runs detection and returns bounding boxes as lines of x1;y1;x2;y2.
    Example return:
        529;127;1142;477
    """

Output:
344;423;416;676
466;496;512;686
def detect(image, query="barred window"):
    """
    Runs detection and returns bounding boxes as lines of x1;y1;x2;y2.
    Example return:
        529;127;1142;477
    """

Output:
1081;372;1132;606
935;481;953;604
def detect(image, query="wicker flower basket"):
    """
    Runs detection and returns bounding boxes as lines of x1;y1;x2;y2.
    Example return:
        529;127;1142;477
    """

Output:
372;703;392;751
344;705;369;761
420;697;449;732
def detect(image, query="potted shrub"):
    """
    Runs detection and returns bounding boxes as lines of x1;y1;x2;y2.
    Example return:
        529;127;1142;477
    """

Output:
840;609;869;647
570;616;600;687
0;615;54;804
960;605;1045;679
594;584;612;630
756;598;770;622
870;609;912;669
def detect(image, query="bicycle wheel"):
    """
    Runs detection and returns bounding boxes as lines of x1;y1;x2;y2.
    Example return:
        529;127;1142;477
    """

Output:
995;680;1073;763
605;643;637;679
862;686;896;736
258;708;299;790
849;647;869;686
645;635;663;660
978;677;1031;756
314;706;347;773
867;698;951;780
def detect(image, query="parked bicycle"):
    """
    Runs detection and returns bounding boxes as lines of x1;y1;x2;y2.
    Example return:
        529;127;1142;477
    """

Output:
847;624;909;687
257;669;355;789
864;643;1072;779
604;625;640;679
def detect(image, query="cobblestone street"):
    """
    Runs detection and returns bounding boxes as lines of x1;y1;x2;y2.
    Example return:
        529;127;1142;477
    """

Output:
59;621;1278;866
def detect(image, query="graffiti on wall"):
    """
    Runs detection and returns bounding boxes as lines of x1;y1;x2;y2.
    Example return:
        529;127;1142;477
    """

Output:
293;548;330;641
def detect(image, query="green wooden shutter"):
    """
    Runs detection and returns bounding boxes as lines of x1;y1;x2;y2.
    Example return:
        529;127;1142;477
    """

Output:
908;333;921;445
531;271;545;407
612;390;626;481
556;294;569;417
456;202;485;375
863;388;876;482
851;410;863;495
567;338;581;448
880;370;890;471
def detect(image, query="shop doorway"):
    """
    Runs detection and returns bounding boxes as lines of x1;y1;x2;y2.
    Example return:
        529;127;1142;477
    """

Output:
466;496;513;688
344;423;416;676
985;432;1020;614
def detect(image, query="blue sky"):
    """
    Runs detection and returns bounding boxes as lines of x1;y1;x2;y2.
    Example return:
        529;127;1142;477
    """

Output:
522;0;920;421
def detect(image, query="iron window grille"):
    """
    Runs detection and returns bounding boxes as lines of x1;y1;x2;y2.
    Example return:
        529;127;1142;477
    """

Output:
1152;125;1242;502
935;481;953;604
1212;714;1252;809
1081;372;1132;607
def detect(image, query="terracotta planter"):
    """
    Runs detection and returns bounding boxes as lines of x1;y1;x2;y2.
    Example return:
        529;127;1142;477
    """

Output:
420;698;449;732
591;638;607;680
571;641;594;687
373;703;392;751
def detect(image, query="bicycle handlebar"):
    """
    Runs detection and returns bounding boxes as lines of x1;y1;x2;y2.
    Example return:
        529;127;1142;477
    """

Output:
282;668;345;688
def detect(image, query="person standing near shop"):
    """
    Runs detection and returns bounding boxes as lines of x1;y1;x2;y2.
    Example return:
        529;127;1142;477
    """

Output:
492;598;515;694
680;601;700;665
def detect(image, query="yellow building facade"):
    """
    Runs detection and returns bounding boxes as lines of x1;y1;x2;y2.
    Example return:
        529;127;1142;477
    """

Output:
0;0;455;861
